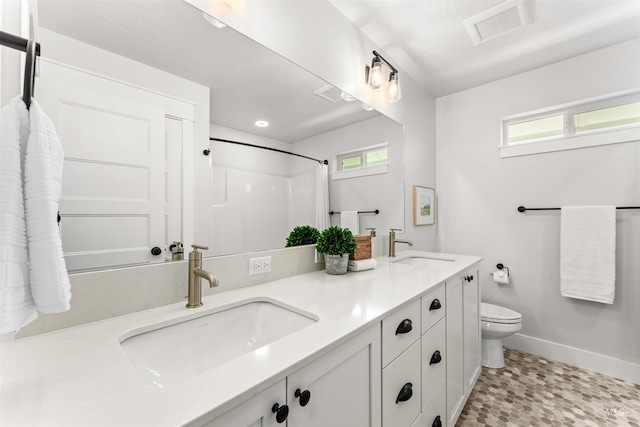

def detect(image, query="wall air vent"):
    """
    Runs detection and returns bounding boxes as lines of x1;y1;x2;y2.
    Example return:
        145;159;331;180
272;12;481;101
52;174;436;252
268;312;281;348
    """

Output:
313;84;343;103
463;0;536;46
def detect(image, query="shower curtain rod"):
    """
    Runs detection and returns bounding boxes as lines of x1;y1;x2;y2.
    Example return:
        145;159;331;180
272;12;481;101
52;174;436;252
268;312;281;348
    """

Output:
208;137;328;165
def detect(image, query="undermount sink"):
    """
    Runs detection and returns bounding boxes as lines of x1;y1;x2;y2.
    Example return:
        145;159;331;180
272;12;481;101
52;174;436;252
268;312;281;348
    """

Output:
391;255;456;266
120;300;317;388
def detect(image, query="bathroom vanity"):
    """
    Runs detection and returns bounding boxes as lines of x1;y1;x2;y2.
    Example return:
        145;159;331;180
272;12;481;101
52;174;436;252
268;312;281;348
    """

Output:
0;251;481;427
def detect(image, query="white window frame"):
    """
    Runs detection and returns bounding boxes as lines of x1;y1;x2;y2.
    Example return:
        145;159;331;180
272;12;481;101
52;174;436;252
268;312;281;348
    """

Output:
500;89;640;158
332;142;389;180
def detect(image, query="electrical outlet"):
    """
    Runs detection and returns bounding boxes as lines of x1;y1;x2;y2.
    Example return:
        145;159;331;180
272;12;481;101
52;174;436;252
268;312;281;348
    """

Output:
249;256;272;275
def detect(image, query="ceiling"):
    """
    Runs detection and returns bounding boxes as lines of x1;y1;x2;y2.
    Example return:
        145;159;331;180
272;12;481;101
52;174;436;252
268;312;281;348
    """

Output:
37;0;378;143
330;0;640;96
36;0;640;140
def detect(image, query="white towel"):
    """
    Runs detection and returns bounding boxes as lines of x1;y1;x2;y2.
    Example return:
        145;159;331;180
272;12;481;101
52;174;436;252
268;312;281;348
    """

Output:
560;206;616;304
23;99;71;313
0;97;37;333
341;210;359;235
348;259;377;272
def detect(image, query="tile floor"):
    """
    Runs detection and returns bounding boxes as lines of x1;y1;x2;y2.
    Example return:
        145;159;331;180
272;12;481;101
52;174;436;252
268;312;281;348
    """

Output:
457;348;640;426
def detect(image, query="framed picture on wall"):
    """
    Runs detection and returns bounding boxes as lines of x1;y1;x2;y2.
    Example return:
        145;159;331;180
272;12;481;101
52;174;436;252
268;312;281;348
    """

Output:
413;185;435;226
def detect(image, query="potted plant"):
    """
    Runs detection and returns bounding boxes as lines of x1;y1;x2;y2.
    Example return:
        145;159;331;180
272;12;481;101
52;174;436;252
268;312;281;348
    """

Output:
286;225;320;247
316;226;357;275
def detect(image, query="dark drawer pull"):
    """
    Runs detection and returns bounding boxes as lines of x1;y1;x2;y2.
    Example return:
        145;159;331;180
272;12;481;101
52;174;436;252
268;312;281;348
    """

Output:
395;319;413;335
464;275;474;282
432;415;442;427
430;350;442;365
396;382;413;403
429;299;441;311
271;403;289;423
294;388;311;406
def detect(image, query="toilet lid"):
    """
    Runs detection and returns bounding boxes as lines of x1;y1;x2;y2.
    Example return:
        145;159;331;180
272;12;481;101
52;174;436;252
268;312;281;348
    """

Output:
481;302;521;324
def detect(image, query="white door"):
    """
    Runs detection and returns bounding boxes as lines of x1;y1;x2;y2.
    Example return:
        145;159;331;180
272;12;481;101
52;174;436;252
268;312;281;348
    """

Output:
37;70;166;271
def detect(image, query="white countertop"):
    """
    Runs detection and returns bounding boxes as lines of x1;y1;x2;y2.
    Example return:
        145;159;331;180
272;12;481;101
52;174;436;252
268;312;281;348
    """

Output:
0;251;481;427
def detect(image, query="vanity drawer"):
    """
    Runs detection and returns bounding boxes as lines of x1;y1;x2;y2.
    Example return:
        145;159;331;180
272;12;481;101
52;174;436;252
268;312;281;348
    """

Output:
421;284;445;334
382;299;421;367
421;378;447;427
421;317;446;408
383;339;421;427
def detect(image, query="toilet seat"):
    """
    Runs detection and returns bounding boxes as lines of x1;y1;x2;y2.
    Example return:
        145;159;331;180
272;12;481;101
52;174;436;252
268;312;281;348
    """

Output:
481;302;521;325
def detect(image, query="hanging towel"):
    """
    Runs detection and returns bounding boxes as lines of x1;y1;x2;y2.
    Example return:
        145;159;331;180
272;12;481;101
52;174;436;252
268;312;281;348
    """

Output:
560;206;616;304
0;97;37;334
23;99;71;313
341;211;359;235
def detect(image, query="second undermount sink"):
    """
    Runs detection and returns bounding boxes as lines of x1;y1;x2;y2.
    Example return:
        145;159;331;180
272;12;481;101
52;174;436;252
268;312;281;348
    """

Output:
120;300;317;388
391;254;456;267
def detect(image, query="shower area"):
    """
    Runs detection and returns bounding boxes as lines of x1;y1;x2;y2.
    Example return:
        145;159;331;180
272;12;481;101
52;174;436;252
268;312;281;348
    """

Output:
208;138;329;256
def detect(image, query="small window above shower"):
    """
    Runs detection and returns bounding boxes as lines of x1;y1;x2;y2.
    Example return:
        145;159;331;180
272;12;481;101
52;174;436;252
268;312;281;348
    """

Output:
333;143;389;180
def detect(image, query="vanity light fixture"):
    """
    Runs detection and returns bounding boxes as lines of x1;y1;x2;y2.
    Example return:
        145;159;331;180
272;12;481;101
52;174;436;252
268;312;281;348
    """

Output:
365;50;401;103
254;120;269;127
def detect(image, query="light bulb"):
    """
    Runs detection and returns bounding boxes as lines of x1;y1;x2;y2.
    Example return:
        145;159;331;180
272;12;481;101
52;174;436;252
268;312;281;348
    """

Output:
369;57;383;90
388;72;401;103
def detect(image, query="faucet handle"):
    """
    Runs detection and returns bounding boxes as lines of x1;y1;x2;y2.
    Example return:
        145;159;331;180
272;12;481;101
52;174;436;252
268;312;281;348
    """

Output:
191;244;209;251
390;228;403;232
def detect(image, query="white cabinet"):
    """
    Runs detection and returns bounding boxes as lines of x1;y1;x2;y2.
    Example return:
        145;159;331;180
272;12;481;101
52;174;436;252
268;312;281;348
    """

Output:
208;324;381;427
288;324;381;427
445;269;480;426
202;380;287;427
463;271;481;397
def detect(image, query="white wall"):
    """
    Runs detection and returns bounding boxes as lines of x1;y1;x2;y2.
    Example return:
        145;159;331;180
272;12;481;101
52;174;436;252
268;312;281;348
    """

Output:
436;39;640;381
294;115;406;236
188;0;437;251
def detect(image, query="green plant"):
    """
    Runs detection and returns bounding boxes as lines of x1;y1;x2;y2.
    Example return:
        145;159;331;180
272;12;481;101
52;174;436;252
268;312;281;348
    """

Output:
316;226;357;256
286;225;321;247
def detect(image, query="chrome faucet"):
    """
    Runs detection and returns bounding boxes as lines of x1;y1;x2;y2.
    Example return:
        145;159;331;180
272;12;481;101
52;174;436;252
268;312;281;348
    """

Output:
389;228;413;257
187;244;219;308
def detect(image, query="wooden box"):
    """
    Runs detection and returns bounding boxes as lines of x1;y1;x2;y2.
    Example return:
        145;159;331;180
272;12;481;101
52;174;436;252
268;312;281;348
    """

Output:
350;235;372;260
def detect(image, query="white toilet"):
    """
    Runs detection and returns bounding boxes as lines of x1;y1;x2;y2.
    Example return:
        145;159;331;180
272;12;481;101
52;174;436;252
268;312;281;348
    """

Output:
480;302;522;369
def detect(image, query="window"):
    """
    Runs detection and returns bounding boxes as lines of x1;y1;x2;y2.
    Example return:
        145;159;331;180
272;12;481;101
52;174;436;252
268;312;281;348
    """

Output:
501;91;640;157
333;143;389;180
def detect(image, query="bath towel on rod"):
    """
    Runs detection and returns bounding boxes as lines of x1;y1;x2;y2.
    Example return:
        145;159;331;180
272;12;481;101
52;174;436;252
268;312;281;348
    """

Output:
560;206;616;304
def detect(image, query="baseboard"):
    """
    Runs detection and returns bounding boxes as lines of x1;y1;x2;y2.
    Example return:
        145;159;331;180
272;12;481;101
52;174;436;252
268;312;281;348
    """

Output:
503;333;640;385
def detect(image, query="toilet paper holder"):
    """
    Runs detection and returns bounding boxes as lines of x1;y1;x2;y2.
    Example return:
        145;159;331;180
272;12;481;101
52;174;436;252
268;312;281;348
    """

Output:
490;263;510;277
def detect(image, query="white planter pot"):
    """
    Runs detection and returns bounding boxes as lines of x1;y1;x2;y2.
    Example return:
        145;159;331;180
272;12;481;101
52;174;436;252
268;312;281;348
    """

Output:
324;254;349;275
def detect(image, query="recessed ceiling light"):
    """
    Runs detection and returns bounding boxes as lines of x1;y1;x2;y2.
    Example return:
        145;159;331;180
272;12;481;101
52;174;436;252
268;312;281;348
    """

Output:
340;91;356;102
254;120;269;127
202;13;227;28
361;103;374;111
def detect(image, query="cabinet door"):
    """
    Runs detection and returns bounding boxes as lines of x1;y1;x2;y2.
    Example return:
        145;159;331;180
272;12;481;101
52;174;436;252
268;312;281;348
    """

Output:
287;324;381;427
463;270;481;396
202;379;286;427
445;276;464;426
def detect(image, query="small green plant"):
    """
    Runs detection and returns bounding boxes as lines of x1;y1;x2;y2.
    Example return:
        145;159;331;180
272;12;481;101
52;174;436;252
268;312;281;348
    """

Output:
286;225;321;247
316;226;357;256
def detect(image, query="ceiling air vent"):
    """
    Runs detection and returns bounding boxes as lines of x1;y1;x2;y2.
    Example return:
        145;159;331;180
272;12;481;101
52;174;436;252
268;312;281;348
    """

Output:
313;84;343;103
463;0;535;46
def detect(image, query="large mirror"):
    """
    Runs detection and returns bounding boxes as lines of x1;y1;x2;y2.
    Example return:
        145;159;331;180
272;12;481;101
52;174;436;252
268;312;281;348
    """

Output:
37;0;405;269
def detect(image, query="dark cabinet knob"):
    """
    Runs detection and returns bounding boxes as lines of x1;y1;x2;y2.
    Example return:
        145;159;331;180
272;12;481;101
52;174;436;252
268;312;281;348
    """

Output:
396;382;413;403
295;388;311;406
430;350;442;365
432;415;442;427
395;319;413;335
271;403;289;423
429;299;442;311
464;275;474;282
150;247;162;256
